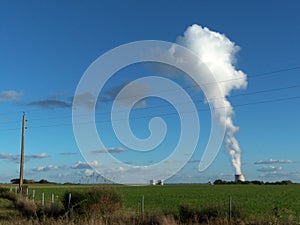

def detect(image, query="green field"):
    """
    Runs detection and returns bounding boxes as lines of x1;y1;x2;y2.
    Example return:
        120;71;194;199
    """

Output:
4;183;300;221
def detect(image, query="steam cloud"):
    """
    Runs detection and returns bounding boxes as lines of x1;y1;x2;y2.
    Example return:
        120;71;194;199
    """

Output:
177;25;247;175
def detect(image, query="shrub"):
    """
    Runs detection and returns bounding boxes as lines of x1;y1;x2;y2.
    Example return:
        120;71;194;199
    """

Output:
179;203;241;223
0;187;17;202
15;198;37;217
199;205;223;221
36;201;65;219
62;187;122;216
179;203;197;223
0;187;9;195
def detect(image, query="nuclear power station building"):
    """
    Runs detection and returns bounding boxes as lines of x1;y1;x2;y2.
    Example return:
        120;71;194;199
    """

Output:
150;179;164;185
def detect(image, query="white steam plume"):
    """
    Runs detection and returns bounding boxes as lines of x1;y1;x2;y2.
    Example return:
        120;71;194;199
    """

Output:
177;25;247;175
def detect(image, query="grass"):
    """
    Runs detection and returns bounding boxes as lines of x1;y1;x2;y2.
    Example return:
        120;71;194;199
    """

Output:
116;184;300;220
1;183;300;222
0;198;15;219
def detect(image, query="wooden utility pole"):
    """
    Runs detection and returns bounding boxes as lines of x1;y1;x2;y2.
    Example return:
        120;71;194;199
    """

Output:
19;112;26;192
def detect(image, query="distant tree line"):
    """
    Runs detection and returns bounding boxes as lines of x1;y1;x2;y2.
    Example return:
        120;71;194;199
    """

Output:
213;179;293;185
10;178;56;184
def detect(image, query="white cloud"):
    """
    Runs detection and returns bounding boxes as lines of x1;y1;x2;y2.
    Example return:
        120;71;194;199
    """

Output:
256;170;300;183
27;99;71;109
164;160;174;164
255;159;293;165
72;92;96;110
57;172;71;178
188;159;201;163
84;169;94;176
164;159;182;164
0;153;19;161
109;165;150;174
59;152;77;156
32;165;64;172
71;160;102;169
26;152;49;159
101;81;153;108
0;152;49;162
259;171;279;178
91;148;126;154
0;90;22;102
257;166;282;172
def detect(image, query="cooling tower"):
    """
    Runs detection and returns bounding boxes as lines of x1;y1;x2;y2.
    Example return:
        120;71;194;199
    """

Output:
235;174;245;182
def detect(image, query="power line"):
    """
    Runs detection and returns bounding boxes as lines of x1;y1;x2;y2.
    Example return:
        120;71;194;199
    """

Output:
6;94;298;131
0;66;299;118
249;66;300;78
0;66;299;131
0;82;300;130
12;82;300;123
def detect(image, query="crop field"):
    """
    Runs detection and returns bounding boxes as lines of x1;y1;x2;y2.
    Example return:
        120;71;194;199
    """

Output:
3;183;300;221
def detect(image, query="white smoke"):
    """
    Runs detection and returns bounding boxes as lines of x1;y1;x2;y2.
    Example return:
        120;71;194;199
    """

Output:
176;25;247;175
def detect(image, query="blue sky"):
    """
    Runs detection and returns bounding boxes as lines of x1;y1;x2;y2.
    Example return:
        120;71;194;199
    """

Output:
0;1;300;184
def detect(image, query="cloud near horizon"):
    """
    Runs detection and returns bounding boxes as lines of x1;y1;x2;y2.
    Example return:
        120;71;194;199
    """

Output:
258;171;300;180
84;169;94;176
255;159;293;165
71;160;102;169
32;164;64;172
257;166;282;172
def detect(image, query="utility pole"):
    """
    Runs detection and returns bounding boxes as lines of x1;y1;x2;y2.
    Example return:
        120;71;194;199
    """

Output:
19;112;26;192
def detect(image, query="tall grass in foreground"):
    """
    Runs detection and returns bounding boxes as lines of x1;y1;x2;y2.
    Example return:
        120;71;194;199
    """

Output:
0;186;300;224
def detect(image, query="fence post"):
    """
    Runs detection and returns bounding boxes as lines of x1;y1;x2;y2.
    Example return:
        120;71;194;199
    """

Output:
32;190;35;202
229;195;232;222
141;195;144;217
51;193;54;217
68;193;72;211
42;193;44;206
